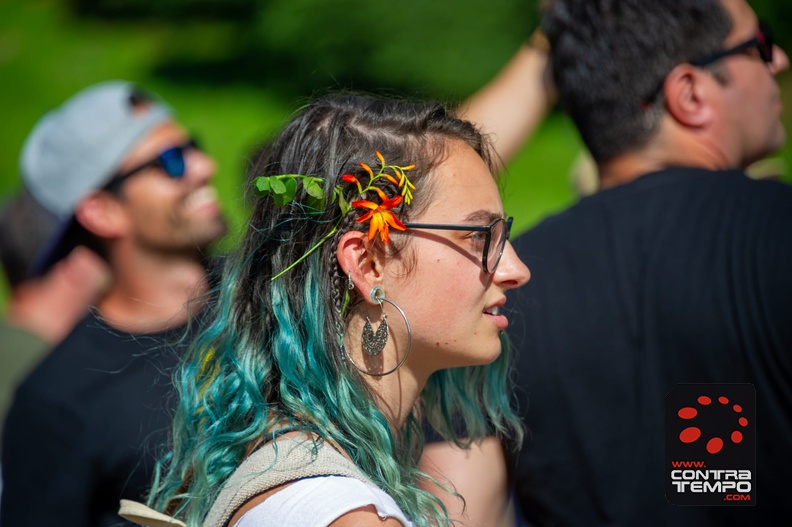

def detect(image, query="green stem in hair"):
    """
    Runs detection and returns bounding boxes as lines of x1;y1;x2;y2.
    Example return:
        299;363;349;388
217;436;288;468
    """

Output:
270;223;340;281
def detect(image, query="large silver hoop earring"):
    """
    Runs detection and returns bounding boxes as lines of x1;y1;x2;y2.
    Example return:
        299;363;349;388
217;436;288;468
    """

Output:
346;285;411;377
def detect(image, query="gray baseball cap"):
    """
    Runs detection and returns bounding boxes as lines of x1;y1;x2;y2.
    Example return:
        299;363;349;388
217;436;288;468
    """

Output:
19;81;172;276
21;80;172;220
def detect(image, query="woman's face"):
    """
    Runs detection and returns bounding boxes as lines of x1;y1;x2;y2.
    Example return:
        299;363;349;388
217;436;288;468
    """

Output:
381;140;530;375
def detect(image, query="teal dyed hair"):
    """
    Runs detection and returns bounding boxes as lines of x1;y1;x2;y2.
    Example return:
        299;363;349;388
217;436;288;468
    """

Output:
148;95;523;526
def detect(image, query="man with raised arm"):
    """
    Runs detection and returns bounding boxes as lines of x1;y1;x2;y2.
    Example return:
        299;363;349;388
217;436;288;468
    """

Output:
420;0;792;525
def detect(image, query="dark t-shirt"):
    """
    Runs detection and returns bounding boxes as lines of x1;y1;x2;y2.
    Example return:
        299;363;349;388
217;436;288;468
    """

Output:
509;168;792;526
1;310;188;527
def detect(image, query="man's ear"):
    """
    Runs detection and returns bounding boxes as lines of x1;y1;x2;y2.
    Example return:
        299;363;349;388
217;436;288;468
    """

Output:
73;191;129;239
337;231;383;305
663;64;716;128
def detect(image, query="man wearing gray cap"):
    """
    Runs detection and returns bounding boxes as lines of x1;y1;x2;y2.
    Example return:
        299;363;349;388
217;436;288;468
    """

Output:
1;81;227;526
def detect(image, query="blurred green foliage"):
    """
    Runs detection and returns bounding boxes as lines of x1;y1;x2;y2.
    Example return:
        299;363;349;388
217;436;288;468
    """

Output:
0;0;554;243
64;0;540;99
1;0;791;306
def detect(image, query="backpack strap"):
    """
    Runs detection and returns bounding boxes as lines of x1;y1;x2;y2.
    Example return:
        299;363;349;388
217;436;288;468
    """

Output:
118;500;186;527
203;437;374;527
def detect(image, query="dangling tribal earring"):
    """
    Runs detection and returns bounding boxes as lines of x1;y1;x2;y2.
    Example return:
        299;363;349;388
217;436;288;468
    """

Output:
362;286;389;356
346;285;411;377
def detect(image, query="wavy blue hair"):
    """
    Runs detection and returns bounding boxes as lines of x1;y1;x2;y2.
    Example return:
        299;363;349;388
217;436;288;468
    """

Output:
148;95;523;526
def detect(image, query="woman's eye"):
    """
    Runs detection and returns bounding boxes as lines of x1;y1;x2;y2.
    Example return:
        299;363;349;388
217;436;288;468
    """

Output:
467;231;487;245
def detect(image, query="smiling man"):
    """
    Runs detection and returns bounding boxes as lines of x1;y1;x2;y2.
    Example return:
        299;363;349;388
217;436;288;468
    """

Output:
1;81;227;526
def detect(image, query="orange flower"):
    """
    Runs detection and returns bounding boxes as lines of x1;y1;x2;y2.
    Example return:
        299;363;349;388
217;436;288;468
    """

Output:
383;173;400;186
359;162;374;178
352;195;405;243
342;174;363;194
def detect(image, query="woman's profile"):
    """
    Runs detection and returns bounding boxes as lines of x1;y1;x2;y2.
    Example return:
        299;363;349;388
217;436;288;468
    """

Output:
124;94;530;527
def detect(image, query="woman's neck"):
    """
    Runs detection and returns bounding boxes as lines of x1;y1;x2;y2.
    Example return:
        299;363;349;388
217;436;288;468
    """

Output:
362;366;428;431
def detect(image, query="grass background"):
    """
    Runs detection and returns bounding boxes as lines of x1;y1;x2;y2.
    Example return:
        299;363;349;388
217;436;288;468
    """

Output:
2;0;791;307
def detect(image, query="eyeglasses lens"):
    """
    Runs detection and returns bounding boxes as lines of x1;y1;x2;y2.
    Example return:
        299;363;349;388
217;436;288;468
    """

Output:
159;139;198;178
159;147;187;177
486;219;509;273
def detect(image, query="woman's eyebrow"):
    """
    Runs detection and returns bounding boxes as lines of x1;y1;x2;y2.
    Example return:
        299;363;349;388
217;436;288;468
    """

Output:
461;210;502;224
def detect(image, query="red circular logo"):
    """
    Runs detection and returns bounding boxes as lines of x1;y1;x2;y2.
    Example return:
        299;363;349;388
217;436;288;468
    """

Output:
676;395;748;454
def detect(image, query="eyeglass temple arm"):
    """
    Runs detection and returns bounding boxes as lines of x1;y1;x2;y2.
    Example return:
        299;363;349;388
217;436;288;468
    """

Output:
401;223;491;231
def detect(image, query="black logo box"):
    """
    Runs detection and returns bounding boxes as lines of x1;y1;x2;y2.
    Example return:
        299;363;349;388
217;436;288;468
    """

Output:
665;383;756;506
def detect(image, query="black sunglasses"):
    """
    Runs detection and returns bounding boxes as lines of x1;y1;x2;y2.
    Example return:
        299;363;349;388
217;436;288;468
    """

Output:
642;21;774;108
104;138;198;191
402;216;513;274
691;20;774;67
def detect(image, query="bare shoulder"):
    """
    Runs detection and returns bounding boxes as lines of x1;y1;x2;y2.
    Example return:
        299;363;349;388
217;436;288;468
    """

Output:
328;505;408;527
418;437;512;527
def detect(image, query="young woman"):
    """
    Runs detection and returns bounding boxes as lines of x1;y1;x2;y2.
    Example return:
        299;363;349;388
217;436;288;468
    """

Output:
131;95;530;527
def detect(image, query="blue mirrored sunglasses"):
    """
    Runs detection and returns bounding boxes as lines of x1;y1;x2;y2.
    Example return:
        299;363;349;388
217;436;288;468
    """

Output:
105;138;198;190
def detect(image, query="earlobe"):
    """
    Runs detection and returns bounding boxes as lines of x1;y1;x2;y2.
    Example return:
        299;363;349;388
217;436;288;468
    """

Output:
663;64;714;128
74;192;128;238
337;231;382;304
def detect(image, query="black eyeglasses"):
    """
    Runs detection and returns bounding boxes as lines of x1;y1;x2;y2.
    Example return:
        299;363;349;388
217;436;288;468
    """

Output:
642;21;774;108
402;217;513;273
691;21;774;67
105;138;199;191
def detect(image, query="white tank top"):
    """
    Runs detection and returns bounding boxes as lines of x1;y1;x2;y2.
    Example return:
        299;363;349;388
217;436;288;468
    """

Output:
233;475;414;527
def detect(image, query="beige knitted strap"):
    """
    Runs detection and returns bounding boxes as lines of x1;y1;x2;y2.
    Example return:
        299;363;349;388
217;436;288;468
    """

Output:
118;499;186;527
203;438;374;527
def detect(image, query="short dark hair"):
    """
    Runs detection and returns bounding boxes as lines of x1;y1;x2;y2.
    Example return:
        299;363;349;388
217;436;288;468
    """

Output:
0;190;58;287
543;0;731;162
0;189;106;286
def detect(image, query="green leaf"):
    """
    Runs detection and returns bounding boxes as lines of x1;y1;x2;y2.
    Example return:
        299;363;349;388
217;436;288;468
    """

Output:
304;195;325;212
269;177;287;195
272;177;297;207
337;189;351;215
252;176;271;197
303;177;325;199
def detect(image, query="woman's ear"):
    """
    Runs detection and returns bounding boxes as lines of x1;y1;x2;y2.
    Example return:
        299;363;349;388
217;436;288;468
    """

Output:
337;231;383;305
73;191;129;239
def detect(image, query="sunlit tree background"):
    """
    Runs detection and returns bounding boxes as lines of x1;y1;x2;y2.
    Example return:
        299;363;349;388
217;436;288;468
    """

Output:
2;0;791;300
